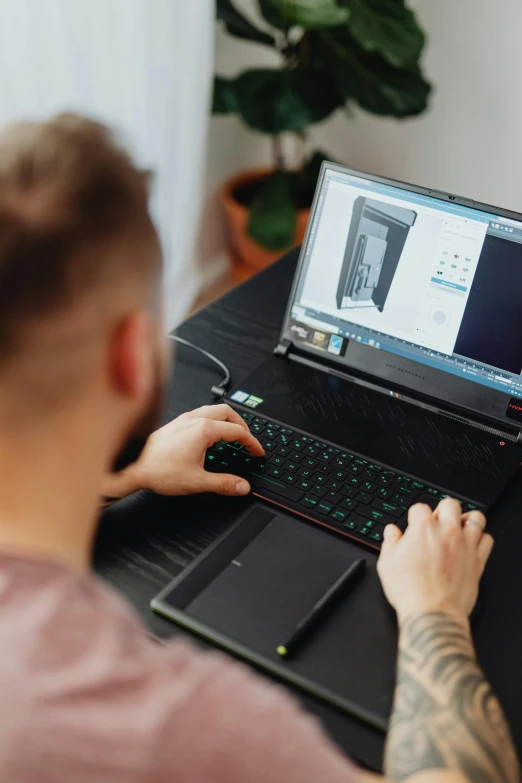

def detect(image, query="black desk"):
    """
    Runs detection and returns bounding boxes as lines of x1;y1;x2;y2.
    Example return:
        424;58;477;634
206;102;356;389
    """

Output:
95;248;522;771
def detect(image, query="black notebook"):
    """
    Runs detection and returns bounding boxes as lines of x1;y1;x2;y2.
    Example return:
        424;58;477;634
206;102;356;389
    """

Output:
151;504;398;731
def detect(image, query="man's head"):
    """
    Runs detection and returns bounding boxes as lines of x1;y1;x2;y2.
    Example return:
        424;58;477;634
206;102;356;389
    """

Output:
0;112;167;470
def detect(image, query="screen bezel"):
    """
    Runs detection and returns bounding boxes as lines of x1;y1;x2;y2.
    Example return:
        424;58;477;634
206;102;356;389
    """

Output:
280;162;522;429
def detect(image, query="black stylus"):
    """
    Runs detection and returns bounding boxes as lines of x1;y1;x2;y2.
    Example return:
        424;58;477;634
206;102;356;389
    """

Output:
277;557;367;658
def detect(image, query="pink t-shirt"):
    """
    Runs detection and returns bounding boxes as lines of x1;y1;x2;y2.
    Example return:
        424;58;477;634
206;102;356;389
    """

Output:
0;553;358;782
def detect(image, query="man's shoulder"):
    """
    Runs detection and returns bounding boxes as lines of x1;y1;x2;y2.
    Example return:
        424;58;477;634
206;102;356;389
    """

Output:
0;553;195;779
0;552;167;693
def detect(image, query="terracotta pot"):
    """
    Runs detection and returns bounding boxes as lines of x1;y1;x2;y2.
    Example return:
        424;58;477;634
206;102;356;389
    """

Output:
220;168;310;282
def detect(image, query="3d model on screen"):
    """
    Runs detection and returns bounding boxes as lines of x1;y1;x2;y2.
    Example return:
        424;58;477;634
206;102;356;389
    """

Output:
336;197;417;312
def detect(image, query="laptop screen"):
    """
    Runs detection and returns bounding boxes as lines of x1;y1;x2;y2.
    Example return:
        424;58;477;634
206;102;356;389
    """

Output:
286;165;522;407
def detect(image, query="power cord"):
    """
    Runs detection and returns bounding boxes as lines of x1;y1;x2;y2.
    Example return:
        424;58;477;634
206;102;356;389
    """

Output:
167;334;231;399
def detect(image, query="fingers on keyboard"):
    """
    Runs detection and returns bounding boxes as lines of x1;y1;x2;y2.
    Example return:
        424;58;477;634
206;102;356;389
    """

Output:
209;415;479;549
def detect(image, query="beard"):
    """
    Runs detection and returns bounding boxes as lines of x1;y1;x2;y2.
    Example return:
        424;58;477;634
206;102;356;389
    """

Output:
111;352;167;474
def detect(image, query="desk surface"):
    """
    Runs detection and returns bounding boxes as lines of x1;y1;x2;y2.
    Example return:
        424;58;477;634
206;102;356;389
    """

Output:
95;248;522;771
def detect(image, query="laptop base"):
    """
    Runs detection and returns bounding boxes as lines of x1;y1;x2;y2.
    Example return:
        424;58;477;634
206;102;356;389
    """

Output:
226;355;521;507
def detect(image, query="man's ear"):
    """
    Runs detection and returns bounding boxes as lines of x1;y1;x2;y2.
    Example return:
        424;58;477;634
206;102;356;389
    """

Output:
108;311;153;403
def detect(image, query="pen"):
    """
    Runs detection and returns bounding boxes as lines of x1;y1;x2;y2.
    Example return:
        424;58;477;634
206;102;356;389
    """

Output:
277;557;366;658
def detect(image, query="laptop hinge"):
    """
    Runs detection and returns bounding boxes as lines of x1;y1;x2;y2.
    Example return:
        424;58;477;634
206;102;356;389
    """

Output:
273;338;292;359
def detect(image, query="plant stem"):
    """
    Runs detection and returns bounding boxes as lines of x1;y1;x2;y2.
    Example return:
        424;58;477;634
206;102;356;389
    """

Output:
273;135;285;170
298;31;309;66
296;131;308;170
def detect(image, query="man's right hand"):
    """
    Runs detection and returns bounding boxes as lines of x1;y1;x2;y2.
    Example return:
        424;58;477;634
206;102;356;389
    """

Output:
377;500;520;783
377;497;494;624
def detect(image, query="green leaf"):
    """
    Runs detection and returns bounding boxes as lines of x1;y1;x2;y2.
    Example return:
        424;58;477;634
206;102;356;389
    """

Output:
346;0;425;68
248;170;297;250
212;76;239;114
232;67;342;134
259;0;349;30
217;0;275;47
257;0;287;29
311;29;431;118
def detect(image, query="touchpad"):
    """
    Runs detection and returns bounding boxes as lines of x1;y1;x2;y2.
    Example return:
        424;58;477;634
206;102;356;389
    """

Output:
187;516;358;651
184;510;397;726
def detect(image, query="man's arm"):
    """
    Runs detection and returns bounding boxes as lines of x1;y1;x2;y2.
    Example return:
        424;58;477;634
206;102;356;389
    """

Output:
388;611;518;783
378;499;520;783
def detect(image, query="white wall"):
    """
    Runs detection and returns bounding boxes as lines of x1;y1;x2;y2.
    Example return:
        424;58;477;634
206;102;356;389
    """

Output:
0;0;213;328
202;0;522;277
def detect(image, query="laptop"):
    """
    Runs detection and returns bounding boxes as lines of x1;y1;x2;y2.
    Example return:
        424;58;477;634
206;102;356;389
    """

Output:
205;162;522;550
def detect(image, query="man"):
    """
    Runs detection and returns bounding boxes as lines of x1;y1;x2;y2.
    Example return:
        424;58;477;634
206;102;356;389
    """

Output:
0;112;517;783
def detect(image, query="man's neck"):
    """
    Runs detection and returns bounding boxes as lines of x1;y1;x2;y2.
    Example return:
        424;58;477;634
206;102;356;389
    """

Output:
0;416;107;572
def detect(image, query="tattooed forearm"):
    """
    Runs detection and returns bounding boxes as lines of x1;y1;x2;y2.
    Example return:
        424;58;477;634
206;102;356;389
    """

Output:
385;612;520;783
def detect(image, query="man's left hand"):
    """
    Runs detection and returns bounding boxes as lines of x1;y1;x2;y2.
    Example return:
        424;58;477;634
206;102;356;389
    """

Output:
102;405;264;500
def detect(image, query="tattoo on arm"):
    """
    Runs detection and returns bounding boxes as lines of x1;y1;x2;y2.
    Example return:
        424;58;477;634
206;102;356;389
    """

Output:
386;612;520;783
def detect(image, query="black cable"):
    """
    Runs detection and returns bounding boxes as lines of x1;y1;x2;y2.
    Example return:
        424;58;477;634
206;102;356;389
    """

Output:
167;334;231;399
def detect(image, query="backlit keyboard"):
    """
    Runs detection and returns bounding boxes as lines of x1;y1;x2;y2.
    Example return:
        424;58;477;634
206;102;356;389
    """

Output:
205;411;480;550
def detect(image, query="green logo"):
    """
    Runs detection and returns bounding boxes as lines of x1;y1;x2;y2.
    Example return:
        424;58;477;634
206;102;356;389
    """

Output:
244;395;264;409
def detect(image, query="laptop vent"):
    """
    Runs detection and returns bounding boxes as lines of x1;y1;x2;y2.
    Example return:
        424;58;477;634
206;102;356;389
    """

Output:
432;407;516;441
395;385;515;439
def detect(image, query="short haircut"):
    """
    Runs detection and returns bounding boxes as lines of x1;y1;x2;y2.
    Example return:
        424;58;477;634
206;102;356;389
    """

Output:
0;112;160;360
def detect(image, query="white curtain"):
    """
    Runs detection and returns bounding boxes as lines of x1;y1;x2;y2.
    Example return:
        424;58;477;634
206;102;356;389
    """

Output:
0;0;214;329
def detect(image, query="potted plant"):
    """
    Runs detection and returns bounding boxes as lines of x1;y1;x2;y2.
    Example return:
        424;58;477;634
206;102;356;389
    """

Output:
214;0;431;281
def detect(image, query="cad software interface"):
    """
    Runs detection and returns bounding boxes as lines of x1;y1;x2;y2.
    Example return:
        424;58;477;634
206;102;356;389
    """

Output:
289;167;522;399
